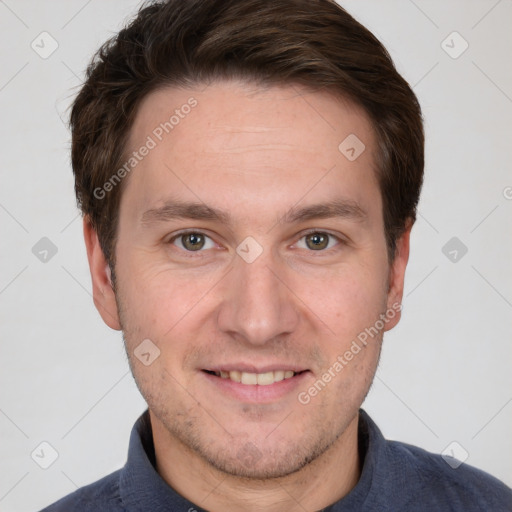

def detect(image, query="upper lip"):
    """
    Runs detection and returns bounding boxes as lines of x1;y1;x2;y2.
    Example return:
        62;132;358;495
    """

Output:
203;364;309;374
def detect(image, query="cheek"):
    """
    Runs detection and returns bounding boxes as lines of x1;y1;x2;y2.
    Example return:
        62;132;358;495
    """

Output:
293;263;388;397
118;250;207;322
301;265;388;336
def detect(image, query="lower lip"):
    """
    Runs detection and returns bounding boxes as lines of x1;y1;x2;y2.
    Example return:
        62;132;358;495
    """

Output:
200;371;311;403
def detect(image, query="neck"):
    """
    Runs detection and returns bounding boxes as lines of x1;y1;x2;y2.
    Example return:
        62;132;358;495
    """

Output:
150;411;361;512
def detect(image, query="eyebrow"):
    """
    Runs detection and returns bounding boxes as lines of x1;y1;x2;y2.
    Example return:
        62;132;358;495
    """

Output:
281;199;367;224
140;198;366;227
141;201;230;226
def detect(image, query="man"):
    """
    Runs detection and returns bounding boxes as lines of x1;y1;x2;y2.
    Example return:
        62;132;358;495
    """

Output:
42;0;511;510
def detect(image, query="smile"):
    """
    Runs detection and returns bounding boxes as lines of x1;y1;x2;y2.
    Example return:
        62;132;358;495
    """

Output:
203;369;302;386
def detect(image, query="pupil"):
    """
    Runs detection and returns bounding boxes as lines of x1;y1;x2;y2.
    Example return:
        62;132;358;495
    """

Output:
184;233;204;250
307;233;328;250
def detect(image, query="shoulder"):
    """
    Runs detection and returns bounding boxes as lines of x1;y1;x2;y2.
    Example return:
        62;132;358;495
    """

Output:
384;439;512;510
39;470;125;512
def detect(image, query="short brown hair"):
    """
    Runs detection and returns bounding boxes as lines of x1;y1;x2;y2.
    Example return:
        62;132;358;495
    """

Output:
70;0;423;267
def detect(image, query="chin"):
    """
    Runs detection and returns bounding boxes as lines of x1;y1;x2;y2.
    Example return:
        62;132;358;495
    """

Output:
199;442;318;480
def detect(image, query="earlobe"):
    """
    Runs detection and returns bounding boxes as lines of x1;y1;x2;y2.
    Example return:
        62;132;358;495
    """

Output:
83;217;122;330
384;220;413;331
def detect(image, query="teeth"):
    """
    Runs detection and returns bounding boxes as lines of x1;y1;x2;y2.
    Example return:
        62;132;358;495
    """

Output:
273;370;285;382
241;372;258;385
229;370;241;382
256;372;274;385
214;370;299;385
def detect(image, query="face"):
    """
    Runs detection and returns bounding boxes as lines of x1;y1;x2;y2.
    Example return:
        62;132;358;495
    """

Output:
86;80;410;479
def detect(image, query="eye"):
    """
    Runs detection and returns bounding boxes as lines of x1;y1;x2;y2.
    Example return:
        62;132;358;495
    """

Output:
171;232;216;252
296;231;339;251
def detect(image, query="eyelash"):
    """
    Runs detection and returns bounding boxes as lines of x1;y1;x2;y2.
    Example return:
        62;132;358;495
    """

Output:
296;229;342;251
167;229;344;254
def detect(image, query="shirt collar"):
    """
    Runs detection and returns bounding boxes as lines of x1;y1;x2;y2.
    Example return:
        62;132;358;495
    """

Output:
119;411;202;511
119;408;383;511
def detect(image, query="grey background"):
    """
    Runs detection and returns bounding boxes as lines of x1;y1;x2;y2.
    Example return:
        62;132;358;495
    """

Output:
0;0;511;510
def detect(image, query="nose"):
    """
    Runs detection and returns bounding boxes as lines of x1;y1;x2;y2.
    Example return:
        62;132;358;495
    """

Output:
216;249;300;346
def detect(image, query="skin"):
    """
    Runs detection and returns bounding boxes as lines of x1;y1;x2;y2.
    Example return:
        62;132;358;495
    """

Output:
84;80;411;512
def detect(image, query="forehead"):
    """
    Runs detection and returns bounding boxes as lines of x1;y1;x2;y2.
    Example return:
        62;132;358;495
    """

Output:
121;80;380;224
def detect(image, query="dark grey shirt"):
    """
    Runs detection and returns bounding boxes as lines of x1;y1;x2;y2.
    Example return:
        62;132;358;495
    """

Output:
41;409;512;511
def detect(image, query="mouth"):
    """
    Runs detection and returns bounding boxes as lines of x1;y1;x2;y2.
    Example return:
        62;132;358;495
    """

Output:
202;369;307;386
200;366;311;403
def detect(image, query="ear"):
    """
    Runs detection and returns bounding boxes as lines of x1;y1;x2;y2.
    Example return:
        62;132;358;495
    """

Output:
83;217;121;330
384;220;413;332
